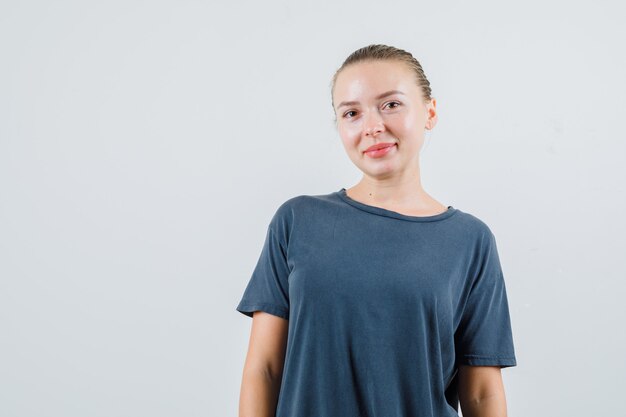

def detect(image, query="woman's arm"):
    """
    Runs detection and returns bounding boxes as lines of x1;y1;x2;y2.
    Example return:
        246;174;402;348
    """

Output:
458;365;509;417
239;311;289;417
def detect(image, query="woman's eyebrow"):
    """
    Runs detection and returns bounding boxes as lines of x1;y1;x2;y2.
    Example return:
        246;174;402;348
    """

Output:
337;90;406;109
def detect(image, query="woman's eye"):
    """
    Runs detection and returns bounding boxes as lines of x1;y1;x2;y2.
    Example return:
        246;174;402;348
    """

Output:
343;110;357;118
385;101;400;109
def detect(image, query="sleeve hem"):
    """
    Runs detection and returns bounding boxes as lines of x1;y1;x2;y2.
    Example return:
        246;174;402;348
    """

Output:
235;303;289;320
459;354;517;368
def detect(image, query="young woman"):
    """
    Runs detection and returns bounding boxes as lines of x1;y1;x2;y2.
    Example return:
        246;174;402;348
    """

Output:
236;44;517;417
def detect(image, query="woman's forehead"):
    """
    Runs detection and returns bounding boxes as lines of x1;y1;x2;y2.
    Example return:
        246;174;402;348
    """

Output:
334;61;418;102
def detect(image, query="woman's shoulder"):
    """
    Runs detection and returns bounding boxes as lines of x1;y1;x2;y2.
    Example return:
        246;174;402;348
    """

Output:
445;207;500;248
267;190;336;228
454;208;493;230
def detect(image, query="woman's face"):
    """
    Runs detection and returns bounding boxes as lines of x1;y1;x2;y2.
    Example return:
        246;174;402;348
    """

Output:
332;60;437;180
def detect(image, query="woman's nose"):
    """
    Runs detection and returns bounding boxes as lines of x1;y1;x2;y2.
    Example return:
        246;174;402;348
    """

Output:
362;111;385;136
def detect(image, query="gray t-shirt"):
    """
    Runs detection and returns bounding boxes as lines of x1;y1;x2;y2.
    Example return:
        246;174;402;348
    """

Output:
236;188;517;417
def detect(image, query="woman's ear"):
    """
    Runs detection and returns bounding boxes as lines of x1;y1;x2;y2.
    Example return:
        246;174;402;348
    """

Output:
425;98;438;130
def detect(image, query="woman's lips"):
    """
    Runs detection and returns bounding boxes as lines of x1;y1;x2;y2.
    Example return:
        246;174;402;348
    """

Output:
364;143;396;158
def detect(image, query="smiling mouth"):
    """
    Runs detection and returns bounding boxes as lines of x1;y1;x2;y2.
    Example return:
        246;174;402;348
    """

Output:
364;143;396;153
364;143;396;158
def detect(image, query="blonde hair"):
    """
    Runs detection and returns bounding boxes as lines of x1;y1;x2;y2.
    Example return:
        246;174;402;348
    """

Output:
330;44;433;118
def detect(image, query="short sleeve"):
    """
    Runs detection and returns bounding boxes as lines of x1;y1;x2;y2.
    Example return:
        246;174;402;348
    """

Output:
235;218;291;321
455;230;517;368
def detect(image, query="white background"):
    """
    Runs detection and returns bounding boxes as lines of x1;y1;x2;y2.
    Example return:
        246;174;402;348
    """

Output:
1;1;625;416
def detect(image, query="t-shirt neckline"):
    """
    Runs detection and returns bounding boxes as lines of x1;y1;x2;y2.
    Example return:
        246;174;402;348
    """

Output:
336;187;458;222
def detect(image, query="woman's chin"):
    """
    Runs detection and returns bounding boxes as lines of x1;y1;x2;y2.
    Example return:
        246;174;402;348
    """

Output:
359;164;399;179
